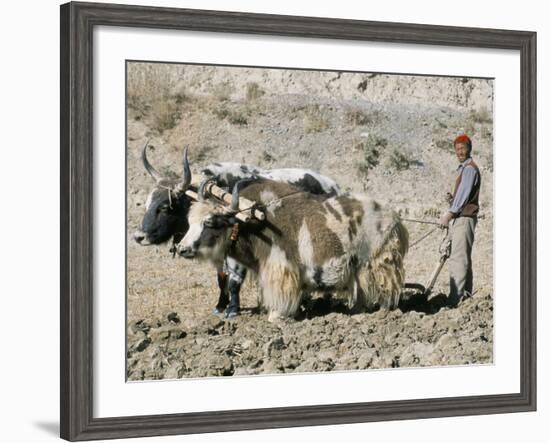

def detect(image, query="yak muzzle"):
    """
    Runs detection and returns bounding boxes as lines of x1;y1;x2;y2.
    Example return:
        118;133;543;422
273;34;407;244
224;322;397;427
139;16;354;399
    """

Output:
133;230;151;245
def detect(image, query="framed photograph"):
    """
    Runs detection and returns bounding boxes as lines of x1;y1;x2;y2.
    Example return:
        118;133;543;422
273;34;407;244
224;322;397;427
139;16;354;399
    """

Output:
60;1;536;441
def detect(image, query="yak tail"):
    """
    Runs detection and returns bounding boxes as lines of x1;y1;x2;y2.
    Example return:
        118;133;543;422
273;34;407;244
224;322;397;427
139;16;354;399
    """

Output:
356;214;409;311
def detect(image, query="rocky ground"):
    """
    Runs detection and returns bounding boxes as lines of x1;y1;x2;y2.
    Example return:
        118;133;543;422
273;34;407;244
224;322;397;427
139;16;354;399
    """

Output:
126;62;494;380
127;295;493;379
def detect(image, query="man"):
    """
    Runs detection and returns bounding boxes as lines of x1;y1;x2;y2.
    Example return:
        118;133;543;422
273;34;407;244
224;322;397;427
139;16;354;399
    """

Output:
438;134;481;307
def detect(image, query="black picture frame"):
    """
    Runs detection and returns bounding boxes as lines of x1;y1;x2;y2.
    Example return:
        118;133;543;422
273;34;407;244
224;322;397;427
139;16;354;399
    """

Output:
60;2;537;441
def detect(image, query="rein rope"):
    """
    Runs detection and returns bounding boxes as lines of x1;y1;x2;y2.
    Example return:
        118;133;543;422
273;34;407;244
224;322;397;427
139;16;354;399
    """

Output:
408;226;440;249
158;184;175;209
403;218;450;250
198;183;462;251
401;218;440;226
233;198;449;250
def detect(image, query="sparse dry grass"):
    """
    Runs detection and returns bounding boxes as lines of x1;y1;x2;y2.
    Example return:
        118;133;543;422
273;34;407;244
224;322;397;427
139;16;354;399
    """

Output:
387;149;415;171
469;107;493;124
127;62;189;133
480;125;493;141
127;63;184;106
485;154;494;172
262;150;276;163
433;138;450;151
246;82;264;101
150;99;181;133
213;81;235;101
357;134;387;176
192;145;217;163
346;109;376;126
462;121;476;138
212;105;249;125
303;104;329;133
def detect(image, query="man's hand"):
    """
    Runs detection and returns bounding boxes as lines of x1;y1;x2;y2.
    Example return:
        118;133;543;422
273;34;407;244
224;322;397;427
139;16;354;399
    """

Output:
438;211;454;228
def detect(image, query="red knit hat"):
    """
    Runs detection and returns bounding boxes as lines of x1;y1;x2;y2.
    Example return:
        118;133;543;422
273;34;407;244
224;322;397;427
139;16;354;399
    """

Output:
454;134;472;150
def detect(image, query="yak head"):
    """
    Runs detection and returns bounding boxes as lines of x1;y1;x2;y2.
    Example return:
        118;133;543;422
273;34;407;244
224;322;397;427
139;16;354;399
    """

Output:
133;141;193;246
176;180;252;261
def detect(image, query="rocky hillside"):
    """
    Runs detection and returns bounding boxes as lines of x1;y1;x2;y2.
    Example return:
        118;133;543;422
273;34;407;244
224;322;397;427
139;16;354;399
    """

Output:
126;62;493;380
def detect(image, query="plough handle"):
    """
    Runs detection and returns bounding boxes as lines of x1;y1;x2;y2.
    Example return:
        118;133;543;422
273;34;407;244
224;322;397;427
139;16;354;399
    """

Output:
424;255;448;296
423;228;452;296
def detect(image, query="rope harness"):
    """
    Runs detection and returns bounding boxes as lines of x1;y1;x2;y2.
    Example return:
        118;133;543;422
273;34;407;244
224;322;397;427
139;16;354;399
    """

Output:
155;184;177;209
225;190;306;244
401;218;440;226
409;226;439;249
170;177;470;254
230;223;240;242
229;196;455;250
403;217;451;250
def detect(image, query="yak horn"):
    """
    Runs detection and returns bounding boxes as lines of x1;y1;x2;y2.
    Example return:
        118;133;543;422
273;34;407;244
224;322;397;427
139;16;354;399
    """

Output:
231;179;252;212
198;178;216;201
174;147;192;194
141;140;163;182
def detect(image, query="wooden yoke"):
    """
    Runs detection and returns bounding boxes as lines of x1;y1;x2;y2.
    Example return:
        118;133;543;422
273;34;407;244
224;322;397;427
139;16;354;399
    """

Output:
185;178;265;223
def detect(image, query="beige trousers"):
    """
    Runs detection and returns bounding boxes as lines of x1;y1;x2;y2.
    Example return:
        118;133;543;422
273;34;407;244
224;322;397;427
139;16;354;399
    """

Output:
449;216;477;304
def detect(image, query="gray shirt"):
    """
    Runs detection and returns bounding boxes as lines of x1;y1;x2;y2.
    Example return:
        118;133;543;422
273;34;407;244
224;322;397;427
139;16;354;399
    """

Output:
450;157;480;215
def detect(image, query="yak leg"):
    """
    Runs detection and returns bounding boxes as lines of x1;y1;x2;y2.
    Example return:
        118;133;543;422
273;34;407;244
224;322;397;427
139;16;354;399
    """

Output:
260;260;301;322
356;245;406;312
213;266;229;315
224;258;247;319
355;264;380;312
348;277;367;314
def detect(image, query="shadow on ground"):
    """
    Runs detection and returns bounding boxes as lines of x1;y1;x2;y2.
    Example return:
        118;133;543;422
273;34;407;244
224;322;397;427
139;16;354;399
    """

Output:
295;285;453;320
399;286;450;314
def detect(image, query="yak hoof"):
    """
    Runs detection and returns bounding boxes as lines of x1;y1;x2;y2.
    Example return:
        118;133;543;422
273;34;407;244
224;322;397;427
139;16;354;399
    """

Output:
212;307;224;316
268;311;283;322
224;309;239;320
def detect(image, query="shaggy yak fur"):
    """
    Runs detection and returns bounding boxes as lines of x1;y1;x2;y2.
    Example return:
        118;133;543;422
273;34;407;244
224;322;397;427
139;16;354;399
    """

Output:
134;145;343;318
178;180;409;321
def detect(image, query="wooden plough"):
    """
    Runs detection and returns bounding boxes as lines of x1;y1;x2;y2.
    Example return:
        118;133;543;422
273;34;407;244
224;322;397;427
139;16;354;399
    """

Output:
404;226;452;297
